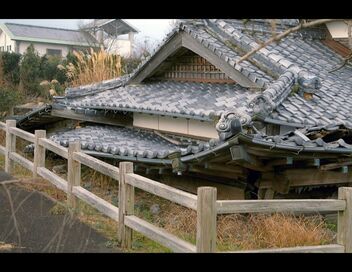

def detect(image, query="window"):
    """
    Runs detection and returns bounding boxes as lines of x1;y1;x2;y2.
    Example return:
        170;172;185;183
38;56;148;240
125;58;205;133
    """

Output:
6;45;11;52
46;49;62;57
0;46;4;52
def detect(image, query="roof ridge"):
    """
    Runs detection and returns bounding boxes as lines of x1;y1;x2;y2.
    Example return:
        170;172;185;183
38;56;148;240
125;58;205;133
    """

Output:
4;22;83;33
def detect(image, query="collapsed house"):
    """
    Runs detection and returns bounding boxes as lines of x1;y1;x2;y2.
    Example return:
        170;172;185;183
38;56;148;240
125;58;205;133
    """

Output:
14;19;352;199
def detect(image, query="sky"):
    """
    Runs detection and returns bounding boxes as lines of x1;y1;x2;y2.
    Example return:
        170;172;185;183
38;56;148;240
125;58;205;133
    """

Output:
0;19;175;42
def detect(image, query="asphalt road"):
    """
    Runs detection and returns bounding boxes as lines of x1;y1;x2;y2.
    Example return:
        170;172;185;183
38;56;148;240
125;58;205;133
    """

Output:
0;170;121;253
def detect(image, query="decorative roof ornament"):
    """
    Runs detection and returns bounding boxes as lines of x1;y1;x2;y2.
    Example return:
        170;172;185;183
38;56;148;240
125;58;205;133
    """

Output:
216;110;252;141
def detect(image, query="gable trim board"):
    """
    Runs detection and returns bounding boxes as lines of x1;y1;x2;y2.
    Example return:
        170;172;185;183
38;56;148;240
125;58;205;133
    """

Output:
129;31;260;88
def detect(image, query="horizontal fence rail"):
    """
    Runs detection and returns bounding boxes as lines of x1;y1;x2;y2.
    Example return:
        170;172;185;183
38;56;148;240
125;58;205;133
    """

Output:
1;119;352;253
217;199;347;214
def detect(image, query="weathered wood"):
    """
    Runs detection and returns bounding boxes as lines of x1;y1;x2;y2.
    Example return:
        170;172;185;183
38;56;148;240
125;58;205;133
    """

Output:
196;187;217;253
8;152;34;172
125;215;196;253
51;108;132;127
67;141;81;208
338;187;352;252
37;167;68;192
8;127;35;143
38;138;68;159
0;145;5;156
129;34;183;84
33;130;46;178
320;160;352;171
73;152;119;180
229;244;344;253
125;173;198;210
0;121;6;131
182;32;259;88
261;169;352;188
5;120;16;174
72;186;119;221
217;199;346;214
118;162;134;249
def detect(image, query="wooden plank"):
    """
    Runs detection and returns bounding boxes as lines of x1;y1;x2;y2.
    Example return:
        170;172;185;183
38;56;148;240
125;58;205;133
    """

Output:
320;160;352;171
0;121;6;131
37;167;68;192
51;108;132;127
217;199;346;214
0;145;5;156
72;186;119;221
129;34;183;84
5;120;16;174
8;127;35;143
125;173;198;210
39;138;68;159
181;32;260;89
125;215;196;253
73;152;119;180
9;152;34;172
33;130;46;178
68;142;81;209
196;187;217;253
227;244;344;253
118;162;134;249
261;169;352;187
338;187;352;252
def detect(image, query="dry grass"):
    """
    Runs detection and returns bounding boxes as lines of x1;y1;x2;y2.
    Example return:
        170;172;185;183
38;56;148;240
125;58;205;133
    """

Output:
153;202;334;251
59;48;122;87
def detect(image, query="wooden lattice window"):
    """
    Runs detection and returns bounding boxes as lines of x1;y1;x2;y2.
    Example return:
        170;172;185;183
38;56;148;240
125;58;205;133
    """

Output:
151;50;235;84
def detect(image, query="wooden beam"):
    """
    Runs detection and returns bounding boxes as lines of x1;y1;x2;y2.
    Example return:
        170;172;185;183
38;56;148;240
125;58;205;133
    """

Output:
261;169;352;188
196;187;217;253
125;215;196;253
51;108;132;127
5;120;16;174
338;187;352;252
129;34;183;84
181;32;259;88
38;138;68;159
68;141;81;209
228;244;344;253
33;130;46;178
216;199;346;214
125;173;197;210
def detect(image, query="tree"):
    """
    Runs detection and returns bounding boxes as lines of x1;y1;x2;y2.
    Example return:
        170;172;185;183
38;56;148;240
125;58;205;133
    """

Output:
19;44;42;97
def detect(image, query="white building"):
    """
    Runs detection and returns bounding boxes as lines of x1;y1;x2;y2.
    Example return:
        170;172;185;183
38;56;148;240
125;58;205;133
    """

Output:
0;19;139;58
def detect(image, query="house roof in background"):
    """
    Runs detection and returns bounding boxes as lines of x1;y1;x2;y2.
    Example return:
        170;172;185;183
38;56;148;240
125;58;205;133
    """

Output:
0;22;98;47
82;19;139;36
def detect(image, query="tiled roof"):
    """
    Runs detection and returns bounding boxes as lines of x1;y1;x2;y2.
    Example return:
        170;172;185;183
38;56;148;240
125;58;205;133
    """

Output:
56;81;257;121
48;125;222;160
2;23;98;46
54;19;352;137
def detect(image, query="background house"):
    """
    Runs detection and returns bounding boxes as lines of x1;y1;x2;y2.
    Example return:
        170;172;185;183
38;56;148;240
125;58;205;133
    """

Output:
0;19;139;58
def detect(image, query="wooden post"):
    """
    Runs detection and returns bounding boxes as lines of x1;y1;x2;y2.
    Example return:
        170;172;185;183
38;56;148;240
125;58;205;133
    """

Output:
33;130;46;178
118;162;134;249
67;141;81;209
196;187;217;253
338;187;352;252
5;120;16;174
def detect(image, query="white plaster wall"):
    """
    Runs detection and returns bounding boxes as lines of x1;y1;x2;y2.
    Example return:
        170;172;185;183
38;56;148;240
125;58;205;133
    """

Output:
133;113;218;139
326;21;349;38
0;30;15;52
18;41;70;57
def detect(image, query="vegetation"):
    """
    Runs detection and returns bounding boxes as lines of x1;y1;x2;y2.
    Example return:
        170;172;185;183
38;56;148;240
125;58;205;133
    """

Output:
58;48;122;87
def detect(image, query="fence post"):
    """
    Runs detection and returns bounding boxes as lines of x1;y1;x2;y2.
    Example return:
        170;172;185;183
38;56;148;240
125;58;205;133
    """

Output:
33;130;46;178
118;161;134;249
5;120;16;174
196;187;217;253
67;141;81;210
338;187;352;252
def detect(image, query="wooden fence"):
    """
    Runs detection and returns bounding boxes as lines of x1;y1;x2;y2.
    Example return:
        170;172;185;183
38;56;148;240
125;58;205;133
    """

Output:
0;119;351;253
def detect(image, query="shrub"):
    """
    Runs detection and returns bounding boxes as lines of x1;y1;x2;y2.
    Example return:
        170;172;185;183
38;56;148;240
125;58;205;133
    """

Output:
40;55;67;84
0;84;23;113
121;56;142;75
19;44;42;97
0;52;21;85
